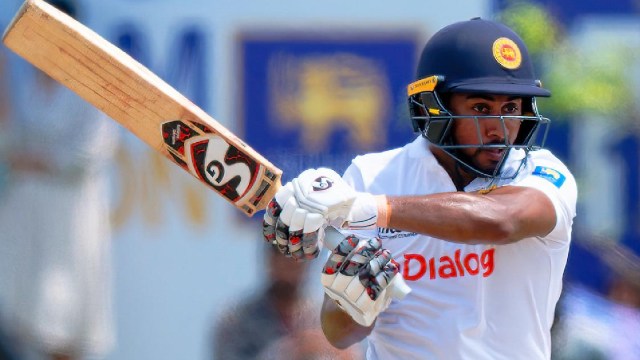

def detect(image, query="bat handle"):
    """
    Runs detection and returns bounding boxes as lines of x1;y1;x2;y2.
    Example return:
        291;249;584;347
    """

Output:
323;226;412;299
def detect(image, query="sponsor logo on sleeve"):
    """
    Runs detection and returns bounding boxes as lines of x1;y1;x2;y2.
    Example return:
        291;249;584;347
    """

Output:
532;166;566;188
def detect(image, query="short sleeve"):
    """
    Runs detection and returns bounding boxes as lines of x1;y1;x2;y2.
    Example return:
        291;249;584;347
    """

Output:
513;163;578;247
342;161;366;191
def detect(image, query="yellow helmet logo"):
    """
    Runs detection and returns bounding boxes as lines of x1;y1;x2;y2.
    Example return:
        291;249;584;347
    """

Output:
492;37;521;70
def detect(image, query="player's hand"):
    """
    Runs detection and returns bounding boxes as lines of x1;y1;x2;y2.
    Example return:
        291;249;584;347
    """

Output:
262;168;381;260
262;181;326;260
321;233;408;327
289;168;380;230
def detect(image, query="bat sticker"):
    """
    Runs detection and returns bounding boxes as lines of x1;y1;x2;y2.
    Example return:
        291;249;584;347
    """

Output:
162;120;262;206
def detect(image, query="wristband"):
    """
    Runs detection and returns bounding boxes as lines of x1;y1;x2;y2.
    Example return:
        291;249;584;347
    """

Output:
375;195;391;228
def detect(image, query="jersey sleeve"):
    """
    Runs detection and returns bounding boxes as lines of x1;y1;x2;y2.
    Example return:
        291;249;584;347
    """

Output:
513;160;578;247
342;161;366;191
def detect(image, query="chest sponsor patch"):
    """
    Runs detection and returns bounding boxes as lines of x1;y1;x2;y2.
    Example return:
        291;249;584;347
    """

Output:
532;166;566;188
402;248;495;281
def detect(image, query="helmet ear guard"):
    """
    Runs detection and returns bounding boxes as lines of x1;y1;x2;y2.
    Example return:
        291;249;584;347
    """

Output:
513;97;550;149
408;75;453;145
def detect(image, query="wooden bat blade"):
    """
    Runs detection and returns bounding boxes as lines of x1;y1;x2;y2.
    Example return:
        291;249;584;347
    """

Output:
2;0;281;216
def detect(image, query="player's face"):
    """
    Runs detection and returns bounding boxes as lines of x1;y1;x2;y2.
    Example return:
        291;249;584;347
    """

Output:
447;93;523;174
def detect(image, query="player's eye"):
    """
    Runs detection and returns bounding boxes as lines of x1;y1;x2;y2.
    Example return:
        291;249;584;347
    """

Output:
472;104;490;114
503;103;519;114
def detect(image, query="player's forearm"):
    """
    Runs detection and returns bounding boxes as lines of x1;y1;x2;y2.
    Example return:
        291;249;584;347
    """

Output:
387;192;519;244
321;295;373;349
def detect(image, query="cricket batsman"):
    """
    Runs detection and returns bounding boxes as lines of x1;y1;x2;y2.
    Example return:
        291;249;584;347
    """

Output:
263;18;577;359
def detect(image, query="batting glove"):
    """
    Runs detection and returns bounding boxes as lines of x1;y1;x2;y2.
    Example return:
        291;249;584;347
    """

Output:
262;168;382;260
262;182;326;260
321;233;410;327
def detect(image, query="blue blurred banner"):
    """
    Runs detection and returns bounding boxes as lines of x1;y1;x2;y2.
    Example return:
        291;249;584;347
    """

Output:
239;33;419;182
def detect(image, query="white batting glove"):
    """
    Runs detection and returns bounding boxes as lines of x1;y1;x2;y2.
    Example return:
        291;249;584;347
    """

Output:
291;168;358;220
293;168;382;230
262;168;382;259
263;182;326;260
321;233;410;327
263;168;372;259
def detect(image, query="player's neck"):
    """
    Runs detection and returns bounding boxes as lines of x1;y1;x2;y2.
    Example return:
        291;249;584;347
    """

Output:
430;145;475;191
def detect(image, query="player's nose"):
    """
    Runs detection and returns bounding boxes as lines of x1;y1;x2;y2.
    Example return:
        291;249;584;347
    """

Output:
482;116;506;143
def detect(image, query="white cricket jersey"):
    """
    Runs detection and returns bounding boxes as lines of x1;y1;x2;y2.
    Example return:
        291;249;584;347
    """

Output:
342;136;577;360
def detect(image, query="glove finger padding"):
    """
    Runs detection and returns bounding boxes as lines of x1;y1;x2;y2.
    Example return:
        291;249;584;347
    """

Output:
321;236;401;327
287;208;307;260
301;212;324;260
322;234;360;277
275;196;298;256
263;182;295;246
360;250;398;301
341;238;382;276
288;209;324;261
335;239;382;301
262;198;281;245
276;198;296;256
265;181;325;260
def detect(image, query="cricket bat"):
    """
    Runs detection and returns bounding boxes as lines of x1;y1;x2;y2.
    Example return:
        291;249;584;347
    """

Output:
3;0;279;217
2;0;410;297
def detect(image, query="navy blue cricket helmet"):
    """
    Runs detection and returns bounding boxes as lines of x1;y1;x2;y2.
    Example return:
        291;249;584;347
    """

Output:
408;18;551;179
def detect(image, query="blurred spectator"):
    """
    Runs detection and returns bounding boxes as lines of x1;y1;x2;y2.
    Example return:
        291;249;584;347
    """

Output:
0;1;119;359
212;246;363;360
552;241;640;360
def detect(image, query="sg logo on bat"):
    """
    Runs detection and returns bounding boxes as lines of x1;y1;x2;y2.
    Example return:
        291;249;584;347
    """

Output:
161;120;275;214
